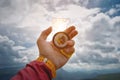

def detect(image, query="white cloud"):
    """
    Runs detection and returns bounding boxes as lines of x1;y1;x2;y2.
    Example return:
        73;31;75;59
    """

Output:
116;4;120;8
106;8;120;16
51;5;100;19
12;46;26;51
106;8;117;15
66;12;120;71
0;0;29;24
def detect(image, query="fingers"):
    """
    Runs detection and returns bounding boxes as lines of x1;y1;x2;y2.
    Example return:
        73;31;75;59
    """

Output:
59;26;77;58
64;26;75;34
59;40;75;58
39;27;52;40
60;47;75;58
64;47;75;54
64;26;78;39
66;40;75;47
69;30;78;39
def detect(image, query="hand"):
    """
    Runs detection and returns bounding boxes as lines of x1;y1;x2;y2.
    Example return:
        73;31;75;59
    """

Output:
37;26;78;69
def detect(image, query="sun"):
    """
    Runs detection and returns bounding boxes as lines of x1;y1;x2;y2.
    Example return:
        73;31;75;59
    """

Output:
51;18;70;32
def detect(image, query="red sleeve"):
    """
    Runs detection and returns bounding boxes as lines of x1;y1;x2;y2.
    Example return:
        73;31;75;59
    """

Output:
11;61;52;80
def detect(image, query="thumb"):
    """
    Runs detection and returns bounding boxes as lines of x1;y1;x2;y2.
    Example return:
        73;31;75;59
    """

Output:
40;27;52;40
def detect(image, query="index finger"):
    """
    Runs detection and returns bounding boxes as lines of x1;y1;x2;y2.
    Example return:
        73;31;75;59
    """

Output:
64;26;75;34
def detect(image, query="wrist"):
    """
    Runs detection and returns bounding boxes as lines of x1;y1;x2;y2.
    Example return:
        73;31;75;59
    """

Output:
36;56;56;78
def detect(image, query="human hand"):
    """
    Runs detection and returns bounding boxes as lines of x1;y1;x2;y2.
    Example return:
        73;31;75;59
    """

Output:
37;26;78;69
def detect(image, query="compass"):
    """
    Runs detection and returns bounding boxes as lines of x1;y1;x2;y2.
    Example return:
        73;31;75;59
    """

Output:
53;32;70;48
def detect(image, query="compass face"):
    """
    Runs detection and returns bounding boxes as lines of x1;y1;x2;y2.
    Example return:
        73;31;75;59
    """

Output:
53;32;70;48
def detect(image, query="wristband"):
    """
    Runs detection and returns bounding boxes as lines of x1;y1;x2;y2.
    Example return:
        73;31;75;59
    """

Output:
37;56;56;78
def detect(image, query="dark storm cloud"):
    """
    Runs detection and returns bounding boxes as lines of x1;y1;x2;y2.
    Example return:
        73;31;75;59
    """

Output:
0;24;35;47
79;51;119;65
0;35;22;67
0;24;39;68
83;43;115;53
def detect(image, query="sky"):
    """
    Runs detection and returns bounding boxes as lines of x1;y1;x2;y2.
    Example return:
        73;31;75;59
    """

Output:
0;0;120;73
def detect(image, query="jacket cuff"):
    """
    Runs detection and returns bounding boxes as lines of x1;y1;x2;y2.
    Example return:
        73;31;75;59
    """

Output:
36;56;56;78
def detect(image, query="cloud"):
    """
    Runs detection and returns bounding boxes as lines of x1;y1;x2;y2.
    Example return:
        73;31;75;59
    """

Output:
67;12;120;71
0;24;39;68
0;0;120;72
86;13;120;47
106;8;120;16
0;0;100;25
0;35;22;67
0;24;38;47
106;8;118;15
78;51;119;65
0;0;29;24
0;34;38;68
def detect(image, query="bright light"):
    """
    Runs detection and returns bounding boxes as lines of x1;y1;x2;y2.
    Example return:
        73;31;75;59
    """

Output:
51;18;70;32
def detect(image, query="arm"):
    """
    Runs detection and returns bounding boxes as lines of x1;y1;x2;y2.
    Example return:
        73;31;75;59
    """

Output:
11;61;52;80
11;26;78;80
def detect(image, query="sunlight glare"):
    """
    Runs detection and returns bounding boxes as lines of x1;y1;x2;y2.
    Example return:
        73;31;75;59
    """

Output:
51;18;70;32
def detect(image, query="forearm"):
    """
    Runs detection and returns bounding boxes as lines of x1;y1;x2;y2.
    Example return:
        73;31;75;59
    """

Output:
11;61;52;80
